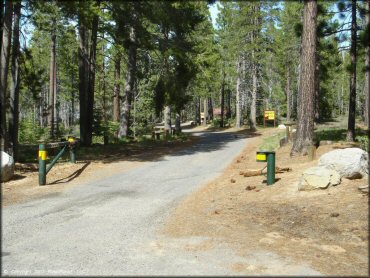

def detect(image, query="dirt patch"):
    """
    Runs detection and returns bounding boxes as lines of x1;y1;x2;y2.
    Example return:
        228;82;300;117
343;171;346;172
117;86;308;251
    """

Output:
164;129;369;276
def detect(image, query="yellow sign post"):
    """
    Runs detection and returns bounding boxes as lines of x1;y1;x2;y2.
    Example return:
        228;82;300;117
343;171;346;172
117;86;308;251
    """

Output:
264;110;276;127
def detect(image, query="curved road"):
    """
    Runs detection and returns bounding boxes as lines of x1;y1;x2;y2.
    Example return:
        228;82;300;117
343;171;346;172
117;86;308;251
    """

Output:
3;130;254;276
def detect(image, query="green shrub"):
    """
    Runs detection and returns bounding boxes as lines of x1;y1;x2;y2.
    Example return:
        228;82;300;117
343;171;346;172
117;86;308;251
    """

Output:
356;135;368;152
19;120;48;144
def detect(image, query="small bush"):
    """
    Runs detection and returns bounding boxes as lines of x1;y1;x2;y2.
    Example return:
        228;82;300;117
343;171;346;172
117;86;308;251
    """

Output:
19;120;48;144
356;135;368;152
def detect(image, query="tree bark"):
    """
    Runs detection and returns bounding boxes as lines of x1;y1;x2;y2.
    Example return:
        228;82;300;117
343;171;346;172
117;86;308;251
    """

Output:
203;97;208;126
118;25;137;138
86;10;99;144
346;0;357;142
250;62;257;131
236;58;242;128
0;0;4;52
113;53;121;122
175;112;181;133
286;64;291;121
195;97;201;125
226;88;231;119
8;1;21;160
220;67;225;128
101;37;108;145
78;17;90;145
365;0;370;128
48;23;56;138
314;46;320;122
291;0;317;155
208;97;213;121
164;105;171;131
0;0;12;151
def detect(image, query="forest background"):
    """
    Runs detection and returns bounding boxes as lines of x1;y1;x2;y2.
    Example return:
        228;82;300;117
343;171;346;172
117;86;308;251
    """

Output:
0;0;369;161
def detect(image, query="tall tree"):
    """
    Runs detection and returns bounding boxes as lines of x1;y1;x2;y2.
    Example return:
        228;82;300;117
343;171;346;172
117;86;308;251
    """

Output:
8;0;21;159
113;51;121;123
76;0;100;146
291;0;318;155
0;0;12;151
347;0;357;141
365;0;370;127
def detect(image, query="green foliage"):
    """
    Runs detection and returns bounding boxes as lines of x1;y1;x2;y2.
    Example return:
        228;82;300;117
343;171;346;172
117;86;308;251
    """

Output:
356;135;369;152
18;120;48;144
259;132;286;152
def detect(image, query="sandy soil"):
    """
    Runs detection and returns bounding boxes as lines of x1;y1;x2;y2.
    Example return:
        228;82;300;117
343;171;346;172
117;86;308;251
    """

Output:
164;128;369;276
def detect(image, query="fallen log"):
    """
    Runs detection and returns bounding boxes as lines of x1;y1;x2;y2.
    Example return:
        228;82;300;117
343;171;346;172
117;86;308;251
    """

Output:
240;166;292;177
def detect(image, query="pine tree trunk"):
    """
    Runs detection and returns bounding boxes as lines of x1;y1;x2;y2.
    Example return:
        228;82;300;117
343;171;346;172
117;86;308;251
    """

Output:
113;53;121;122
364;0;370;127
250;62;257;131
208;97;213;121
291;0;317;155
87;11;98;144
195;97;201;125
48;26;56;138
101;38;108;145
70;52;75;126
286;65;291;121
347;0;357;142
315;49;320;122
226;89;231;119
175;112;181;133
118;25;137;138
0;0;3;50
203;98;208;126
164;105;171;131
8;1;21;160
236;59;242;128
0;0;12;151
220;67;225;128
78;18;90;145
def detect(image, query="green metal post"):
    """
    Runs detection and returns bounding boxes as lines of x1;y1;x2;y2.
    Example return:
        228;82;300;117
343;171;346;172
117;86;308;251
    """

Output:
266;152;275;185
46;145;67;174
39;143;47;185
70;147;76;163
68;136;76;163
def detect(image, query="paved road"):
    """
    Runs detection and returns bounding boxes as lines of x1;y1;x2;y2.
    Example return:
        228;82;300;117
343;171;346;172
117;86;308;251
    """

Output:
2;130;249;275
2;130;321;276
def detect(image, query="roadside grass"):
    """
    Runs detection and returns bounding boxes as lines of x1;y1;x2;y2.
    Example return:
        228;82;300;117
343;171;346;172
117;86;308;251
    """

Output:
259;131;286;151
314;127;368;151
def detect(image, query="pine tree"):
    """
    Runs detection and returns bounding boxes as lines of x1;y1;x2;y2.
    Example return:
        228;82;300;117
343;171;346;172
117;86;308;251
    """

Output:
291;0;318;155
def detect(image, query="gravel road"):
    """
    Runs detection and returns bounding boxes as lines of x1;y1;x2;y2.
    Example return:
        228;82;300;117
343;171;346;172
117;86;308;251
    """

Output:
2;131;248;275
2;130;321;276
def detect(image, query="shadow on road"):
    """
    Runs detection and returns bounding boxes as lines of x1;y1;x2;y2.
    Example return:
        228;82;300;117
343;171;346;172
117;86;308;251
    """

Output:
80;128;261;165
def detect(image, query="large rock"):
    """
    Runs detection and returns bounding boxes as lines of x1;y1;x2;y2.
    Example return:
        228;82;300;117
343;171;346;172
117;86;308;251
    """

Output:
298;166;341;191
318;148;368;179
1;151;14;182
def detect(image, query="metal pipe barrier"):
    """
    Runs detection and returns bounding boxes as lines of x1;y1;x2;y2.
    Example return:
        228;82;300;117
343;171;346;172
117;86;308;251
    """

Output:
38;136;78;185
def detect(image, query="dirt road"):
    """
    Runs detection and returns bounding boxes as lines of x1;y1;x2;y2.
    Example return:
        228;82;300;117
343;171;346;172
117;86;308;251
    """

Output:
3;129;303;276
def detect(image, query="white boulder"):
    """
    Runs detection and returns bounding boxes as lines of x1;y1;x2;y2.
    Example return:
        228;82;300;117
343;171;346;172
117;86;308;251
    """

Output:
318;148;368;179
278;124;286;129
298;166;341;191
1;151;14;182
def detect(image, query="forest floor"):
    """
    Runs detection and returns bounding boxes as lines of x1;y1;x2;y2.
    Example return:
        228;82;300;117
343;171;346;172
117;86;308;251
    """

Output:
2;121;368;276
164;122;369;276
